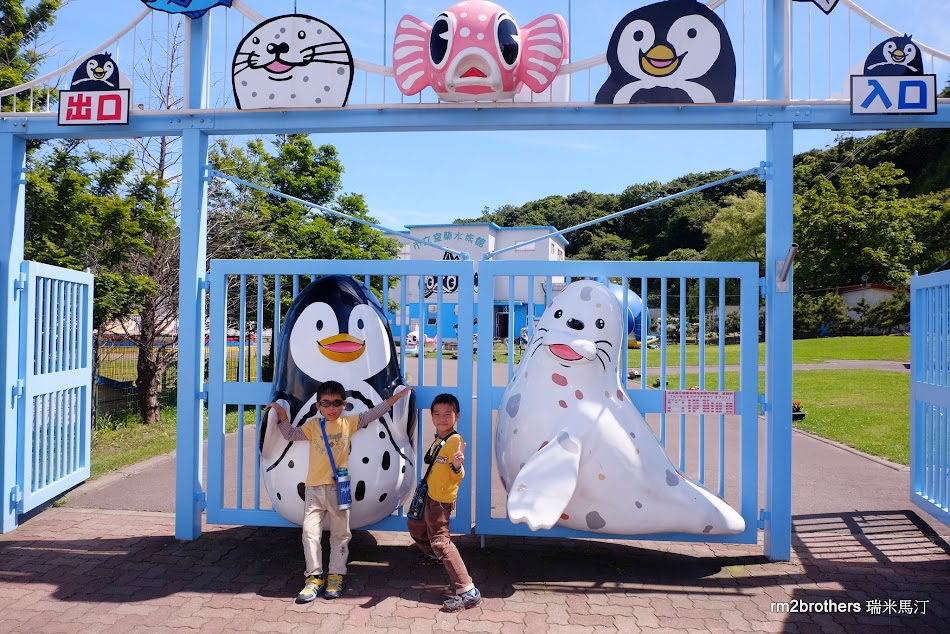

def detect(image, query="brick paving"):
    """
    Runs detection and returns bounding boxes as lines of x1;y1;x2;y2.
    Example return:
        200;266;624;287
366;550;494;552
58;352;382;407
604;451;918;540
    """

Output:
1;506;948;633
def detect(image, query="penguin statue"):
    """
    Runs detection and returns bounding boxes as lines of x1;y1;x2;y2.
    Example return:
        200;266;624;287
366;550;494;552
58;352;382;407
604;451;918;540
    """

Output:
261;275;416;528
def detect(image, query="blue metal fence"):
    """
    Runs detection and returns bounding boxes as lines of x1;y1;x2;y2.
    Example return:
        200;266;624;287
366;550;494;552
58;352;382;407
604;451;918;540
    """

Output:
205;258;476;532
911;269;950;526
15;261;93;514
475;260;763;545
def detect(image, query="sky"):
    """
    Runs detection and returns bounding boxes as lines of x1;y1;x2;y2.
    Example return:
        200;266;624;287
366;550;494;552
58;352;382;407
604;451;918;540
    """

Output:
36;0;950;231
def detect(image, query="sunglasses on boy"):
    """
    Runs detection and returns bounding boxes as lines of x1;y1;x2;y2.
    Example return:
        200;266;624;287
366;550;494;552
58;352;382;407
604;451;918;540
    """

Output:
319;399;346;408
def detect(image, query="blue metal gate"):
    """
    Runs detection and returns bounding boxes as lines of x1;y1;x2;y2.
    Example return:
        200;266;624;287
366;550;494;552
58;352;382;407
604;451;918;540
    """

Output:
475;260;763;545
206;258;476;531
15;261;94;514
910;269;950;525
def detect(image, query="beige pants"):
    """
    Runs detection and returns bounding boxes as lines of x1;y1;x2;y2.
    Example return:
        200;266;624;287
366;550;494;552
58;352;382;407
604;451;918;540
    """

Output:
407;497;474;594
302;484;351;576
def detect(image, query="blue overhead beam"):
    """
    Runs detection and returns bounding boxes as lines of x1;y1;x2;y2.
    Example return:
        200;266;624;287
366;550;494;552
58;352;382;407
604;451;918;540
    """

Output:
2;103;948;139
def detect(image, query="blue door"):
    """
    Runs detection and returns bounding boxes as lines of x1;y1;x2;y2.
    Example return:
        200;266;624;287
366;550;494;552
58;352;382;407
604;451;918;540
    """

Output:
16;261;94;514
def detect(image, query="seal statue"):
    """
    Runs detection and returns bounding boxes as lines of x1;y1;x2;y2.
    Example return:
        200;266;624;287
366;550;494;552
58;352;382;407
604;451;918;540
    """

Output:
495;280;745;536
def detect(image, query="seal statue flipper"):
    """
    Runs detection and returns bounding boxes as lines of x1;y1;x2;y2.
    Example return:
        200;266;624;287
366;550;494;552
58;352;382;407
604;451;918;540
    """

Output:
508;431;582;531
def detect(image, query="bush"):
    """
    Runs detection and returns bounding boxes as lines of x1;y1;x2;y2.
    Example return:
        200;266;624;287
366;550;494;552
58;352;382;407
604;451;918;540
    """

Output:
794;293;855;338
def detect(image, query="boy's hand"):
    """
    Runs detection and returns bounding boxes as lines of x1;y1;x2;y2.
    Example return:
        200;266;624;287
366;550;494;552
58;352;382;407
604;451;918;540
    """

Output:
387;386;414;406
452;441;466;470
265;402;289;423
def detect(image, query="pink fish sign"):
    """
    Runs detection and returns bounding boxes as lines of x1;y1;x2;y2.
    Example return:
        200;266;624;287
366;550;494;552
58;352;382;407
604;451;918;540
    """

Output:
393;0;568;102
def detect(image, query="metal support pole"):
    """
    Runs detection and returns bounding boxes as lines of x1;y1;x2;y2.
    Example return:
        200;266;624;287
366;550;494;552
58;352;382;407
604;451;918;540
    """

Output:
0;133;27;533
764;122;794;561
175;14;211;541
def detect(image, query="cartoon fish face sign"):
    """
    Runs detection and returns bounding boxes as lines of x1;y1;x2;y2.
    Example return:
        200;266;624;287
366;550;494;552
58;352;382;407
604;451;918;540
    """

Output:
393;1;568;102
864;35;924;76
70;53;125;91
141;0;231;19
233;14;354;109
595;0;736;104
261;275;416;529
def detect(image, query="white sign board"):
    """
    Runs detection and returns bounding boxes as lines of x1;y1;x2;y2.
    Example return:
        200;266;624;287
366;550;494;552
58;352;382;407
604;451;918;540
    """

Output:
664;390;737;415
851;75;937;115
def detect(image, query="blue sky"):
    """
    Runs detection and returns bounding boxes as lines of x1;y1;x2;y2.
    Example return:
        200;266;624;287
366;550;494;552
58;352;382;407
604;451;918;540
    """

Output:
41;0;950;229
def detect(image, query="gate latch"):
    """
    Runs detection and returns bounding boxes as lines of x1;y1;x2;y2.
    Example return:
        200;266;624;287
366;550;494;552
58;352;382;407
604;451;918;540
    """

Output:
10;485;22;511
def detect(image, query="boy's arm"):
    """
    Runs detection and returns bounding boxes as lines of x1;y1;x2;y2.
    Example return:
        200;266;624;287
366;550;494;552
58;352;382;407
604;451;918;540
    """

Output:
357;387;415;429
266;402;309;441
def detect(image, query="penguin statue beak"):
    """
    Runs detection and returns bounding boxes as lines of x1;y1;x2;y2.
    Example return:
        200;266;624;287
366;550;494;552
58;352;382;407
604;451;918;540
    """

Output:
318;334;366;362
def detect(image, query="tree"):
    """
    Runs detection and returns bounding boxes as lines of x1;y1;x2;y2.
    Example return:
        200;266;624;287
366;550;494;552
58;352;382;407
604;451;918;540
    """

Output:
0;0;62;112
794;163;925;291
703;190;766;273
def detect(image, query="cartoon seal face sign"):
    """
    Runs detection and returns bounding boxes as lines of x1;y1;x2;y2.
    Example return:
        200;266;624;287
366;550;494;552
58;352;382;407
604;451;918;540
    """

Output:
595;0;736;104
393;1;568;102
864;35;924;76
261;275;416;528
233;14;354;109
70;53;128;91
141;0;232;19
495;280;745;536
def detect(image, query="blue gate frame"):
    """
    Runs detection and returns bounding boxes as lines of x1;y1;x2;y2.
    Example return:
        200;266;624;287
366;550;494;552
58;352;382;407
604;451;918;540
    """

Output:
475;259;763;545
205;258;476;532
910;269;950;525
15;261;94;516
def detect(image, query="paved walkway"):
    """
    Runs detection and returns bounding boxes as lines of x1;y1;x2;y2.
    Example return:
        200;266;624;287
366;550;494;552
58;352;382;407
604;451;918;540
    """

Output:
2;358;947;632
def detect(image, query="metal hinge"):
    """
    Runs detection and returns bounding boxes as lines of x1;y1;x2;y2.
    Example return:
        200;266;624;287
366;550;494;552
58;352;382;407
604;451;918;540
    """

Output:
199;279;210;292
198;387;208;402
194;491;207;511
11;379;24;402
10;485;22;512
12;272;26;299
758;393;769;413
758;277;766;298
758;508;770;530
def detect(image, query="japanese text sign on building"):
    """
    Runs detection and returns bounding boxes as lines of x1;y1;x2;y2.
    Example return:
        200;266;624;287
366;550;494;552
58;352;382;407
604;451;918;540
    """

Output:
664;390;736;415
58;52;131;126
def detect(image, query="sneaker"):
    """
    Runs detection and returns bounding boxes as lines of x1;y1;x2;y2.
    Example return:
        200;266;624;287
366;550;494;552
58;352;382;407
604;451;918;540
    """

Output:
324;574;344;599
417;553;441;566
297;575;325;603
442;588;481;612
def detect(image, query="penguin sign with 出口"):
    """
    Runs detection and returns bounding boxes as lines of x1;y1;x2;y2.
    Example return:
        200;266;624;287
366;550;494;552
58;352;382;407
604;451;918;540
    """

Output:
595;0;736;105
261;275;416;528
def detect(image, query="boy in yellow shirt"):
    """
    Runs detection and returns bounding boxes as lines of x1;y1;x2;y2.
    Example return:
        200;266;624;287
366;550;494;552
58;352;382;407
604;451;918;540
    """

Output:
407;393;481;612
268;380;413;602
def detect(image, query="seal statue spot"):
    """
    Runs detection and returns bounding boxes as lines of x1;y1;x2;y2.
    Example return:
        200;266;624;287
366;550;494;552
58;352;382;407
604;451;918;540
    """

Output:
616;390;624;401
517;483;528;492
560;513;570;520
557;432;579;454
288;460;295;469
586;511;607;530
552;373;568;386
580;286;593;301
558;400;568;409
629;432;636;439
505;394;521;417
635;501;643;509
666;470;680;487
703;525;713;534
598;474;606;480
575;390;584;400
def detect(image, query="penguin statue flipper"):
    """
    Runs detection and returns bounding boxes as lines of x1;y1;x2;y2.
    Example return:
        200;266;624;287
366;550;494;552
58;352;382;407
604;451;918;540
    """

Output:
507;431;582;531
261;398;293;472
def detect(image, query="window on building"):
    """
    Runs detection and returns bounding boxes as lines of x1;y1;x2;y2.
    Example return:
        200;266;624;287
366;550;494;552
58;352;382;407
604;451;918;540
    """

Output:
427;316;438;326
516;242;536;251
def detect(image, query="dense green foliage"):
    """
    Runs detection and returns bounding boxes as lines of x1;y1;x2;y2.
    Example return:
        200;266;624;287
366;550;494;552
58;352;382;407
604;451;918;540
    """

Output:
0;0;61;112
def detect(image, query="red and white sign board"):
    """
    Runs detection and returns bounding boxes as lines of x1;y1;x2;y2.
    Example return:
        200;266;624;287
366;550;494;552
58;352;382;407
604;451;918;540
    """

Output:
58;89;130;125
664;390;736;415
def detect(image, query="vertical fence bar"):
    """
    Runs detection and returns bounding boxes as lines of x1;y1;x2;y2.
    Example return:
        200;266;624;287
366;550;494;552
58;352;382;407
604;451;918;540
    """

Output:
698;278;707;484
678;277;687;471
659;278;668;446
718;277;727;497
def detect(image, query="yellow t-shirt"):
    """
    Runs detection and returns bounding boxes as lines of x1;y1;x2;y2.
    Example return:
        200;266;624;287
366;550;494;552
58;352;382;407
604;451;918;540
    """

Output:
300;415;360;487
424;432;465;504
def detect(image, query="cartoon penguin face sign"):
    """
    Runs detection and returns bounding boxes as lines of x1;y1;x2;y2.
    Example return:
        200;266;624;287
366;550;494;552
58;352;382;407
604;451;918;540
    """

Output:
232;14;354;109
595;0;736;105
864;35;924;76
261;275;416;529
140;1;232;19
70;53;127;91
